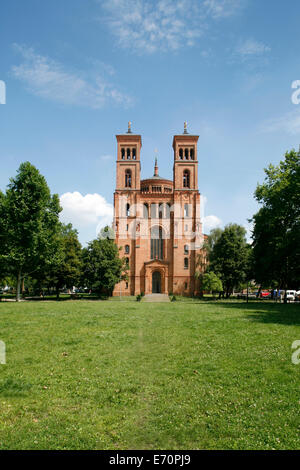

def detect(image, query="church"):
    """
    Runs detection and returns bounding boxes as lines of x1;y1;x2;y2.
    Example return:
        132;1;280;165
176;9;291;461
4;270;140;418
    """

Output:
113;123;205;297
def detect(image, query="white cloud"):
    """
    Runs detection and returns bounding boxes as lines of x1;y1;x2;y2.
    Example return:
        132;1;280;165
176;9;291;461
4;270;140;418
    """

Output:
244;221;253;244
100;0;242;54
229;38;271;68
235;39;271;57
202;215;222;232
203;0;242;19
11;44;132;108
60;192;113;237
261;110;300;135
200;195;222;233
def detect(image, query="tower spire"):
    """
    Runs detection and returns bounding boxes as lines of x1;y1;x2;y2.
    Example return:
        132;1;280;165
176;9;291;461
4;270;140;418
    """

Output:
127;121;132;134
154;157;159;177
183;121;188;134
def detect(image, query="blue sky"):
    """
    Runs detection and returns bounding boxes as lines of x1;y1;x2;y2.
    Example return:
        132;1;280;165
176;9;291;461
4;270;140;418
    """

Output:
1;0;300;244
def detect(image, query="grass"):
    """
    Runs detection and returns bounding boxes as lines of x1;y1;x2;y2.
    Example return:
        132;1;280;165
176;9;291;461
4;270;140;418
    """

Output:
0;300;300;450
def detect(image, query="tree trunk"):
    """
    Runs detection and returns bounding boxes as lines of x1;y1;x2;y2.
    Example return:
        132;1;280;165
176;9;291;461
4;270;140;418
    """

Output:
257;285;262;298
16;270;22;302
56;284;60;301
276;284;280;303
284;282;288;304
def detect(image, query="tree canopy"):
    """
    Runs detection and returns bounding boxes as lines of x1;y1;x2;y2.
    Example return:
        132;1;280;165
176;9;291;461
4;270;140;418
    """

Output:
206;224;250;297
251;149;300;290
82;226;126;296
0;162;62;300
200;272;223;296
34;223;82;299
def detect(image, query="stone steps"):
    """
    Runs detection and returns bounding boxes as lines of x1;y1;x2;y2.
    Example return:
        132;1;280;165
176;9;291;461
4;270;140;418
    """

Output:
143;294;170;302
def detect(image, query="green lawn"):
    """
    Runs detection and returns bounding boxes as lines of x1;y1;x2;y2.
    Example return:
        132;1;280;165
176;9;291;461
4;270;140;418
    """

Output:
0;300;299;450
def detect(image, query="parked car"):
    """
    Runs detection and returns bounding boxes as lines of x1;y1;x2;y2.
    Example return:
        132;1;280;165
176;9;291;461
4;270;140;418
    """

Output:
260;291;271;298
286;290;297;301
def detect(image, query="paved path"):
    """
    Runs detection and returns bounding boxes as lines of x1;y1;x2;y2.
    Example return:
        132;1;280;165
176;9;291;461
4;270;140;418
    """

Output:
143;294;170;302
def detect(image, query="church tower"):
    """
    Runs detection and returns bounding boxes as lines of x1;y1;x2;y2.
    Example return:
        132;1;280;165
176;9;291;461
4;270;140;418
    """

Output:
173;122;199;191
113;122;204;297
172;123;202;294
114;122;142;295
116;121;141;191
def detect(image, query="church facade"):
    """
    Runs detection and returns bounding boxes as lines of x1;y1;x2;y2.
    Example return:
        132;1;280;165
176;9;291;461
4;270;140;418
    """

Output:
113;123;204;296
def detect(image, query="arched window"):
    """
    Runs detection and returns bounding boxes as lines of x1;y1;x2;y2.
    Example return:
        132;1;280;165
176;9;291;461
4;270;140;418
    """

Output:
158;203;164;219
185;148;189;160
179;148;183;160
151;203;157;218
184;203;189;217
125;170;132;188
125;257;130;268
184;245;189;255
132;148;136;160
183;170;190;188
165;203;171;219
126;203;130;217
184;258;189;269
121;148;125;159
125;245;130;254
151;226;163;260
127;148;131;159
143;203;149;219
190;148;194;160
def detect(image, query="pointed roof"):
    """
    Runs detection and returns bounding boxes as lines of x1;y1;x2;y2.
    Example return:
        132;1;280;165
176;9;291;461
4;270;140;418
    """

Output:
142;156;171;182
154;157;159;177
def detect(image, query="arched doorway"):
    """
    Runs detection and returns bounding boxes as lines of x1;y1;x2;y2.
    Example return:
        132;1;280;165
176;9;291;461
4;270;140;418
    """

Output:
152;271;161;293
150;226;163;260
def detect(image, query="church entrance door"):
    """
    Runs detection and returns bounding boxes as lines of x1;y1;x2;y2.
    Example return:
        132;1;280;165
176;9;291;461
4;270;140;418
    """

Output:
152;271;161;293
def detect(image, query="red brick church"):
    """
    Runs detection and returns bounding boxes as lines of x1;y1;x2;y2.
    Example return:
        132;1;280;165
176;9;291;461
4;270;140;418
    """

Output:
113;123;204;296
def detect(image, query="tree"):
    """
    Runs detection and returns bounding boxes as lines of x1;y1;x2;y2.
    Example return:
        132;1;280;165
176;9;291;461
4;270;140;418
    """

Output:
82;226;126;296
251;149;300;296
200;272;223;298
203;227;223;256
195;228;223;281
0;191;9;283
0;162;61;301
208;224;250;298
36;223;82;299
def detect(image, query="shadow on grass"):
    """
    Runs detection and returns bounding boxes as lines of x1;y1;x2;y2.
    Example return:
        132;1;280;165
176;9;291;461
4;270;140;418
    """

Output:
0;377;32;397
20;295;106;302
215;301;300;326
172;298;300;326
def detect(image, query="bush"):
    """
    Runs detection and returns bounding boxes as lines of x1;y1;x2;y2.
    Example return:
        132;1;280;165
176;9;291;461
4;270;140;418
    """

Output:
171;295;176;302
136;294;142;302
140;291;145;297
